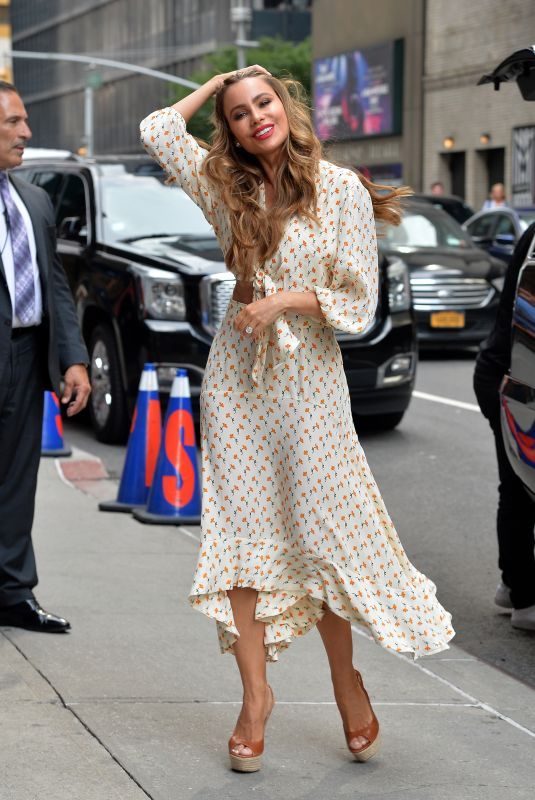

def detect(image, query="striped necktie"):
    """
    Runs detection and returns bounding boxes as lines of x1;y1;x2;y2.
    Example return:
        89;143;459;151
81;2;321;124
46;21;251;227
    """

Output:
0;172;35;325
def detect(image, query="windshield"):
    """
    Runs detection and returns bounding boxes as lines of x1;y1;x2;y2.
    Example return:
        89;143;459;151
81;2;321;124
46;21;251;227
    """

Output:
99;175;214;243
383;207;473;250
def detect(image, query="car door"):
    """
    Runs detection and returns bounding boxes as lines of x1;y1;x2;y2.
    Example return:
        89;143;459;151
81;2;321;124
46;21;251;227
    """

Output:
53;172;91;297
500;234;535;497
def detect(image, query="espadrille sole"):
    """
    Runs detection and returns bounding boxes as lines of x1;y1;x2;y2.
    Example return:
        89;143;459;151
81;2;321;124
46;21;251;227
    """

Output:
351;731;381;762
229;753;263;772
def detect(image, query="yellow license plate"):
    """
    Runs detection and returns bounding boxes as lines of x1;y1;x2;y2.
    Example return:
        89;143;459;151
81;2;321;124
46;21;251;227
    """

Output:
430;311;466;328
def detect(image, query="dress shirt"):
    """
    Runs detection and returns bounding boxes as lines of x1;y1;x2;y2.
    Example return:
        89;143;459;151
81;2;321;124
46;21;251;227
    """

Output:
0;172;43;327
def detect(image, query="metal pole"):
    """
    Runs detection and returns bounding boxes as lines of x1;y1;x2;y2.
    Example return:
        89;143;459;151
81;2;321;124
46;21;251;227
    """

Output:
230;6;253;70
84;85;94;157
8;50;201;89
8;49;200;156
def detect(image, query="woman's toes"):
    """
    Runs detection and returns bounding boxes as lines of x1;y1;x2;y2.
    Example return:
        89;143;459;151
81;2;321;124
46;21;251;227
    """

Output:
232;743;252;756
349;735;370;752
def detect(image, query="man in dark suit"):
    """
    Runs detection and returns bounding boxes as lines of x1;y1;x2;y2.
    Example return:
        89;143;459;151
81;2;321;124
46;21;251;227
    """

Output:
0;82;91;633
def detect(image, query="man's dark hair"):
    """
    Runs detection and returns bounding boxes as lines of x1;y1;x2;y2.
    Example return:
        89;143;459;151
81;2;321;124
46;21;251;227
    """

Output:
0;80;19;94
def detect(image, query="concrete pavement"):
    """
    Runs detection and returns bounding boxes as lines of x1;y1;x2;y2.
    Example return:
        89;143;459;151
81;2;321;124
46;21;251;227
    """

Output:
1;453;534;800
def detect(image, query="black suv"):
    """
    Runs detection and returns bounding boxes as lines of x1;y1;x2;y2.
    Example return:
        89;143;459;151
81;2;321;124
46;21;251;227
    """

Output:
16;155;417;442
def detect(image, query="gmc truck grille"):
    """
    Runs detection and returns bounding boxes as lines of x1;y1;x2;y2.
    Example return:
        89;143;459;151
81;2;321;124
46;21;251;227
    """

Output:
410;277;494;310
200;272;236;336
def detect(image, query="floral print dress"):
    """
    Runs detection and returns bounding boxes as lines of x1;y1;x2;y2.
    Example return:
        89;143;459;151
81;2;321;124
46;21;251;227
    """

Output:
140;108;455;662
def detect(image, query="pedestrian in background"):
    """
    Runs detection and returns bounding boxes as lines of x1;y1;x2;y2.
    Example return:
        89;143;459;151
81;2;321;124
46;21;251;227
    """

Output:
0;82;90;634
141;66;454;773
430;180;445;195
481;182;509;209
474;221;535;630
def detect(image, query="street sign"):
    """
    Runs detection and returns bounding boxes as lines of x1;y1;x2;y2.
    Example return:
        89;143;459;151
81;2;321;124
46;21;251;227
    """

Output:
86;70;102;90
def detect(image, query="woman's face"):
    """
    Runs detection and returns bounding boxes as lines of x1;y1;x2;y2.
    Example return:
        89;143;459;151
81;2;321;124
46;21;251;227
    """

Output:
223;76;289;159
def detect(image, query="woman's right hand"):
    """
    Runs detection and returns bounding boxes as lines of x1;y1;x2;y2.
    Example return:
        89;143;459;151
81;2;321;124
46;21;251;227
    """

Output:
172;66;271;123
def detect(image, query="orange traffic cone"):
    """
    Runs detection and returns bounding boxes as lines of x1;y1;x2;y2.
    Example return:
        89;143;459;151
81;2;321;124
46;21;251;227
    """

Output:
134;368;201;525
99;363;162;513
41;391;72;457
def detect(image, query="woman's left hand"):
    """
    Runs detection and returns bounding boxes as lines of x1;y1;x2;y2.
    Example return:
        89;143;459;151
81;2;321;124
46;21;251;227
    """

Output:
233;293;286;342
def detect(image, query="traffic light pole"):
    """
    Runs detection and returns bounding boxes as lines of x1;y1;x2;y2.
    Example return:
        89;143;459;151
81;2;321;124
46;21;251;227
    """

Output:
7;50;201;155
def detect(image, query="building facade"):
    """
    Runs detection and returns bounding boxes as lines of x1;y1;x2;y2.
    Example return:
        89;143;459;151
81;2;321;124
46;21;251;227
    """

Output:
10;0;310;155
0;0;12;84
11;0;236;153
312;0;425;190
423;0;535;208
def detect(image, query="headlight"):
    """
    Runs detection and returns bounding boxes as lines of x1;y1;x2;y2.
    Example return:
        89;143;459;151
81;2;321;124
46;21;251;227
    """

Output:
387;258;411;312
130;265;186;320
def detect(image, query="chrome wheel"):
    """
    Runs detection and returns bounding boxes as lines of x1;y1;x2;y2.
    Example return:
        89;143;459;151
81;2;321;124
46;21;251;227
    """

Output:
88;325;128;443
90;339;112;428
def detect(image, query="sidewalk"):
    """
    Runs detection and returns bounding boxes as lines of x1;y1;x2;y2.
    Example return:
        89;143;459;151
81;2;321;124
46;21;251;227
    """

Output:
1;454;534;800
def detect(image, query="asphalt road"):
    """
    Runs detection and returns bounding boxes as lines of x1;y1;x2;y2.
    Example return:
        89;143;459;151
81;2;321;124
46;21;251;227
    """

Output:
63;351;535;688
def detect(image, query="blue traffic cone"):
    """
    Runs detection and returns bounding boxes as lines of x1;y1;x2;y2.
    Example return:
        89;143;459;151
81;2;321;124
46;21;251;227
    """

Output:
134;368;201;525
41;391;72;457
99;363;162;513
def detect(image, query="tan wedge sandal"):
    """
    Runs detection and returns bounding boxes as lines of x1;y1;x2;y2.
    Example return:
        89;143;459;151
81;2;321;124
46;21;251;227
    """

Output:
344;670;381;762
228;685;275;773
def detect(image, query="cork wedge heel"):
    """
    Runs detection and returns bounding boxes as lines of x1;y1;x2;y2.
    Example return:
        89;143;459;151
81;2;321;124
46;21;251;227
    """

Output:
228;685;275;773
344;670;381;762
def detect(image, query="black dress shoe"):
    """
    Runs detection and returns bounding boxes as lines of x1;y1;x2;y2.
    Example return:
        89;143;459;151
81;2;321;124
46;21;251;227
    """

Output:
0;599;71;633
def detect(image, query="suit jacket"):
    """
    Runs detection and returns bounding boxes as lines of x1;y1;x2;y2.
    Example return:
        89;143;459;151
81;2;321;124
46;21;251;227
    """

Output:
0;174;89;396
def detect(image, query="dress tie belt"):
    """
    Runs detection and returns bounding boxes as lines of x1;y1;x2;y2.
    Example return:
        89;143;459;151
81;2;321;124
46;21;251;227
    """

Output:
250;271;301;386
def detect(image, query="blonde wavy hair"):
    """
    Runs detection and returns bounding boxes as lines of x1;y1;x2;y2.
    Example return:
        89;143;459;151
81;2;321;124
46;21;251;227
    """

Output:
202;69;411;281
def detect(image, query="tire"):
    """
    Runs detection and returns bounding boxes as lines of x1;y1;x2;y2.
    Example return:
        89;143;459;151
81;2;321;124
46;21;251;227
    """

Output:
88;324;129;443
356;411;405;432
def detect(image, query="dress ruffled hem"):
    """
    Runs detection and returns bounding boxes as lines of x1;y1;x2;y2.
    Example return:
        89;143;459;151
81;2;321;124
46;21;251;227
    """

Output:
189;536;455;663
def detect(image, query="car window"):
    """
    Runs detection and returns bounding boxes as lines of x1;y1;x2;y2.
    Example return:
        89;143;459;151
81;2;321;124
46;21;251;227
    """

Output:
518;210;535;233
430;198;474;225
466;214;497;239
13;167;35;183
384;208;471;249
33;171;64;208
494;214;515;237
56;174;87;238
99;175;214;243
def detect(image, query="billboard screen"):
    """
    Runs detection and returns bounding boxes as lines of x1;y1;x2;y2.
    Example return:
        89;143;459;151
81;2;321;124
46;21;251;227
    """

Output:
313;40;402;142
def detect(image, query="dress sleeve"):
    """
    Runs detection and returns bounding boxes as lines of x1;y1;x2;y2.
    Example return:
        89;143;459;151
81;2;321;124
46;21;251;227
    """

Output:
139;106;217;223
314;172;379;334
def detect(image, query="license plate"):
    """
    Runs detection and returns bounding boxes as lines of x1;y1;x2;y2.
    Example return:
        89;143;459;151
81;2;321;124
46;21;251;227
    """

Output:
430;311;466;328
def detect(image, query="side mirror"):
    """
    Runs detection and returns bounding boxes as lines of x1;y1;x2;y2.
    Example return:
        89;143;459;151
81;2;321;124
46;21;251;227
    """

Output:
494;233;516;248
58;216;86;242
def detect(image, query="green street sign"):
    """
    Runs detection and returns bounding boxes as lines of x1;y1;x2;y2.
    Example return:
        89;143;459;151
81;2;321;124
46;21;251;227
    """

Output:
86;71;102;89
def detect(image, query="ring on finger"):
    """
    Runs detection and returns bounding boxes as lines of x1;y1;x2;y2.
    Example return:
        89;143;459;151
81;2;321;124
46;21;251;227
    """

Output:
245;325;254;335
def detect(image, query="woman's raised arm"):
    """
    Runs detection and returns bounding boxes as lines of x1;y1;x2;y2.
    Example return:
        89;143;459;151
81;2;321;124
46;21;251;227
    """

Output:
171;66;271;123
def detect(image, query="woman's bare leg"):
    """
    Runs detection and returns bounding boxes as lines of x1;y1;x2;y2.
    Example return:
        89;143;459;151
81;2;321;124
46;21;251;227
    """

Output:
227;588;272;756
316;606;375;749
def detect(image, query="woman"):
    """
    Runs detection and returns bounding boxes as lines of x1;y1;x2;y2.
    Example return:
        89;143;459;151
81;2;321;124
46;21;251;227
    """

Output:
140;67;454;773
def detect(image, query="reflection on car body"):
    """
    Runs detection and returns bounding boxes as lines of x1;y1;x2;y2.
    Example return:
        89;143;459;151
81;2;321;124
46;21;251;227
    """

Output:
476;44;535;498
501;238;535;496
